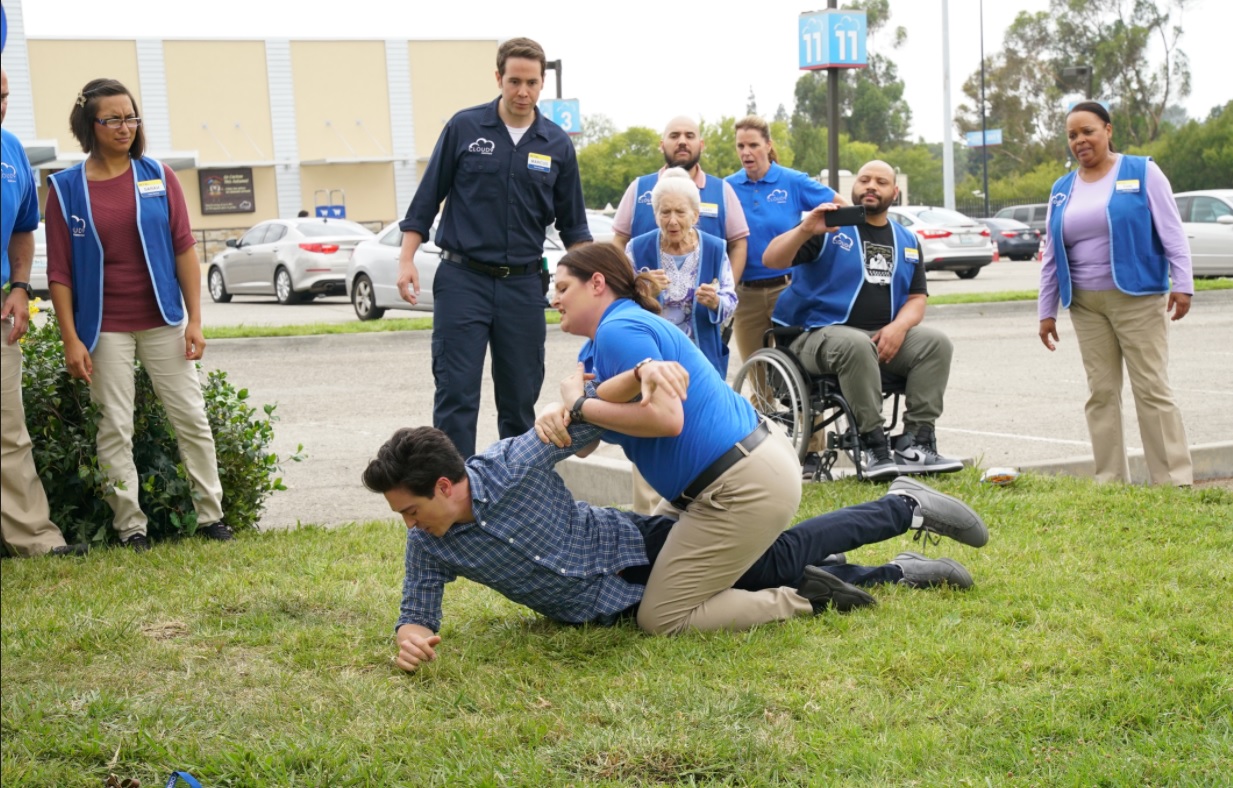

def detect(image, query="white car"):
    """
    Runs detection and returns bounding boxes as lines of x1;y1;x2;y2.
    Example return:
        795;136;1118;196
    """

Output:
1173;190;1233;277
208;218;374;305
887;206;996;279
345;223;566;320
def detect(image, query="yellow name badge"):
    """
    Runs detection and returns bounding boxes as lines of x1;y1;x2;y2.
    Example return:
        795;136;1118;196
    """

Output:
527;153;552;173
904;247;920;262
699;202;719;218
1115;179;1141;193
137;179;166;197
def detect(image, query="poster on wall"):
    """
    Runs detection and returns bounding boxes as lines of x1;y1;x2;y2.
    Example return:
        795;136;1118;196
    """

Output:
198;168;256;214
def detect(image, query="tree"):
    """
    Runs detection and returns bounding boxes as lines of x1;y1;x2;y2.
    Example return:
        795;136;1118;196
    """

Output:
575;113;618;149
576;127;663;209
746;87;758;117
1136;101;1233;191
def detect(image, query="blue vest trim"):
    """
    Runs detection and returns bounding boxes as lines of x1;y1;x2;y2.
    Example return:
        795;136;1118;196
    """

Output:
48;158;184;352
630;172;727;240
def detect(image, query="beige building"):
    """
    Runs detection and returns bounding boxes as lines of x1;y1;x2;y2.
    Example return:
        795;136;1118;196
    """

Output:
2;1;497;231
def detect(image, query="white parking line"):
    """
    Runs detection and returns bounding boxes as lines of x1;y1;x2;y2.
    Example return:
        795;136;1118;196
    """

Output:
937;427;1091;447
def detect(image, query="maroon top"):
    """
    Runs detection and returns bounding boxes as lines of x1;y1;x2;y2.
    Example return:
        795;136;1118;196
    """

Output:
47;163;196;333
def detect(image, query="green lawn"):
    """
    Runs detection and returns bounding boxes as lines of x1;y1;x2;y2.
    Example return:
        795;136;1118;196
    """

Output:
3;472;1230;786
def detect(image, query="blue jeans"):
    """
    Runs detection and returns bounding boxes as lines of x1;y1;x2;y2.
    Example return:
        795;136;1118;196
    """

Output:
626;495;912;589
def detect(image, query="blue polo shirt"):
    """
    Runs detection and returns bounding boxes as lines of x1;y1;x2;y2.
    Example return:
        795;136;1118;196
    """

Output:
400;97;591;265
725;162;835;283
1;128;41;285
590;299;758;501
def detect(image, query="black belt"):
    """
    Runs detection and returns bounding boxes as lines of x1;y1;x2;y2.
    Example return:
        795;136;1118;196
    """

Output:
671;420;771;510
741;274;790;289
440;250;538;278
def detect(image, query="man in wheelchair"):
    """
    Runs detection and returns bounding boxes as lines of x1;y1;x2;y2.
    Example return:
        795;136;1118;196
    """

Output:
761;160;963;481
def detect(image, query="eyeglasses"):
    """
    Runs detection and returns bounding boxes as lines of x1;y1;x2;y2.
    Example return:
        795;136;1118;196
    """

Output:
95;117;142;130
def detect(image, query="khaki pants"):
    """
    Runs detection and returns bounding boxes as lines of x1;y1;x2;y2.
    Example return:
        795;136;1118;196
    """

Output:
91;325;225;538
636;427;812;634
1;333;68;556
630;465;662;515
1070;289;1192;485
732;280;790;366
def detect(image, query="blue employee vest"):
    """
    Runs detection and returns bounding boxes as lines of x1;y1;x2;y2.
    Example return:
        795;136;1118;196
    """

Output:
1047;154;1170;308
48;157;184;352
773;222;920;329
628;229;730;378
630;172;728;239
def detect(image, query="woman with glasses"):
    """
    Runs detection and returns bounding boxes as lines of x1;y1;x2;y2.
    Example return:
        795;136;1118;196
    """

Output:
45;78;230;550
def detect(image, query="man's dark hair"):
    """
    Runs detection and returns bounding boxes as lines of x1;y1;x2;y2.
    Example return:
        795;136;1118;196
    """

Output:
497;37;546;77
362;427;466;498
69;78;146;159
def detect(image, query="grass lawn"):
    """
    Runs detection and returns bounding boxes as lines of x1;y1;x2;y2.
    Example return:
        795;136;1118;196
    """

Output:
3;472;1230;786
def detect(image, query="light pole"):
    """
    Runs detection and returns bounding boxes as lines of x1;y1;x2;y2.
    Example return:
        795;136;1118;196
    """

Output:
826;0;840;191
978;0;990;218
546;59;563;100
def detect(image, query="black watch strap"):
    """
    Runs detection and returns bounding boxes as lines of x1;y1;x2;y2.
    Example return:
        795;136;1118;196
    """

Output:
8;282;32;296
569;395;589;425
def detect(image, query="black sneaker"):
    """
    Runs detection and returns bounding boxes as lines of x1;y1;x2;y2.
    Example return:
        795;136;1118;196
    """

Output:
198;521;234;542
797;565;877;613
893;425;963;474
121;533;151;552
801;452;822;482
50;543;90;557
860;426;900;482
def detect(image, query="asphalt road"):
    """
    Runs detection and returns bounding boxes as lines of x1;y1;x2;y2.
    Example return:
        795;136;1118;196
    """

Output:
197;266;1233;530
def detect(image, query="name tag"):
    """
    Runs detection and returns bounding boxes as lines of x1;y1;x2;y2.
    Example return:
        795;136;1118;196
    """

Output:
1115;179;1140;193
699;202;719;218
527;153;552;173
137;179;166;197
904;247;920;262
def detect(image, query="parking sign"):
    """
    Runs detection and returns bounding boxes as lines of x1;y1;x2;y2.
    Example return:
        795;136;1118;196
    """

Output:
538;99;582;136
799;10;868;70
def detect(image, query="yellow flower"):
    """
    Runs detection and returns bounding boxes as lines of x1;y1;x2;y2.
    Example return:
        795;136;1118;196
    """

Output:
28;297;42;317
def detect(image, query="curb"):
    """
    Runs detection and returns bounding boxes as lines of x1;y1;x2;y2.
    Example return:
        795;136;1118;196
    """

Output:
558;441;1233;507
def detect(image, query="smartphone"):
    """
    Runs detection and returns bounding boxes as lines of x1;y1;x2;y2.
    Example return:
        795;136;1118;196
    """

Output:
824;205;868;227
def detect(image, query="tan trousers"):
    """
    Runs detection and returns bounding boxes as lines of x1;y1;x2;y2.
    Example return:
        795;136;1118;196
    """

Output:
637;426;811;634
91;325;225;538
732;280;790;366
630;465;662;515
1070;289;1192;486
1;334;68;556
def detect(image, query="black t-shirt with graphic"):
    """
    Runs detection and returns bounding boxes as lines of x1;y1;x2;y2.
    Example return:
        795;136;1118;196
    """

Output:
792;221;927;331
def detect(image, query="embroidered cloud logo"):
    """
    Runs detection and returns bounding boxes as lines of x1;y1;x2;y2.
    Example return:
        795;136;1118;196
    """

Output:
832;232;855;252
70;215;87;238
637;190;653;206
0;162;17;181
467;138;495;154
1050;192;1068;207
766;189;788;204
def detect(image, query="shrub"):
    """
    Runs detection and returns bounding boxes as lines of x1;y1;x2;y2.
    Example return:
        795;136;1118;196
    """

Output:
19;308;302;546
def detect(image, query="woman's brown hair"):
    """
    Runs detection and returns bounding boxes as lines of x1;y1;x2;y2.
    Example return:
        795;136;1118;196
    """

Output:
69;78;145;158
734;115;778;164
557;243;662;314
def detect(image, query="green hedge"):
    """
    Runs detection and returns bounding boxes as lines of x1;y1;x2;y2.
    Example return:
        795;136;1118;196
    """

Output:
19;311;302;546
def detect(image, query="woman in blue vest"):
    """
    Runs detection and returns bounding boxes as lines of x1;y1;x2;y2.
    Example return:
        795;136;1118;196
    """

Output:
45;78;230;550
1037;101;1194;486
539;243;815;636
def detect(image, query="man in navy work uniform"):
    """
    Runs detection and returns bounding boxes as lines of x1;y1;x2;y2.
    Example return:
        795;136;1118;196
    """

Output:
396;37;592;458
612;116;749;282
363;421;988;674
763;160;963;480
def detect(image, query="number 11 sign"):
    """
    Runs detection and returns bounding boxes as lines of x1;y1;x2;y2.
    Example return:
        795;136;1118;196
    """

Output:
799;10;868;70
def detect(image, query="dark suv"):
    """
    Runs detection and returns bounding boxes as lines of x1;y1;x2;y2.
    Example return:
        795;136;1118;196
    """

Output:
995;204;1049;234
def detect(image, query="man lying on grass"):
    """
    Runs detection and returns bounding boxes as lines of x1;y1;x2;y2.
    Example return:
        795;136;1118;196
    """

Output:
363;424;988;674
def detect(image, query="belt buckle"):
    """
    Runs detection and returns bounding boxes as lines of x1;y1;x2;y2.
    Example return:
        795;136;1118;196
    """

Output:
495;265;511;278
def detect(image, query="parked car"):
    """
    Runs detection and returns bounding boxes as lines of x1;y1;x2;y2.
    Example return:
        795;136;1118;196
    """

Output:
345;224;566;320
29;222;49;296
978;217;1041;261
208;218;374;305
886;206;995;279
1173;189;1233;277
994;203;1049;234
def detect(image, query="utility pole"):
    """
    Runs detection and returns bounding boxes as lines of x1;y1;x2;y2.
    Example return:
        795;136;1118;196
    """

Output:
826;0;840;191
978;0;990;219
941;0;955;210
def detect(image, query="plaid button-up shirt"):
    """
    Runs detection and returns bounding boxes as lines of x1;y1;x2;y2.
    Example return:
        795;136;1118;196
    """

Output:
397;424;648;632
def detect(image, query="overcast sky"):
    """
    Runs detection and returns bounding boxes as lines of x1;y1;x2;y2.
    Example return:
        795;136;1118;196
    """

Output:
19;0;1230;144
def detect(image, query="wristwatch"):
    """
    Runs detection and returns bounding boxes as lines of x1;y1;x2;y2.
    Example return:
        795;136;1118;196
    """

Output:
7;282;33;297
569;395;590;425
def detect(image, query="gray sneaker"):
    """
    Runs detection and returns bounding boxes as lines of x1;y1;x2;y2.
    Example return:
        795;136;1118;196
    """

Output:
889;476;989;548
860;426;900;482
797;566;877;613
891;552;973;589
892;429;964;475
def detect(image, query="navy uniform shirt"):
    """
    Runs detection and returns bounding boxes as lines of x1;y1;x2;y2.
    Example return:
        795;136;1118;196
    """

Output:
400;97;591;265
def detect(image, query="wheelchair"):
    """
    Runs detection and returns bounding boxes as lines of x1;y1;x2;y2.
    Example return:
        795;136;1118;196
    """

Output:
730;326;906;482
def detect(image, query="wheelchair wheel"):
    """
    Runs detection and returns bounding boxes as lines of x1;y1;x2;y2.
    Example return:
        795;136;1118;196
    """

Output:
731;348;812;463
813;394;866;481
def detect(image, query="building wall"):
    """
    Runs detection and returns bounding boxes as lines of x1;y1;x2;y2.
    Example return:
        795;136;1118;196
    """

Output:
299;163;397;226
291;40;393;163
408;40;498;162
28;39;142;155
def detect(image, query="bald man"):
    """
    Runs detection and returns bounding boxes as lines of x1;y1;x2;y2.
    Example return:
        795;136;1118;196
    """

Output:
612;116;748;282
762;160;963;481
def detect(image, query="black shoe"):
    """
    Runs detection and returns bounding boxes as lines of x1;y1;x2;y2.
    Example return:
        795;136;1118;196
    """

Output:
893;425;964;474
860;426;900;482
198;521;234;541
797;565;877;613
121;533;151;552
802;452;822;482
50;543;90;557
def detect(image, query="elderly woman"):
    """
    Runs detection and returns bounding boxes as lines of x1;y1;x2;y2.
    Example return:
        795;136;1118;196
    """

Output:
46;78;231;549
1038;101;1194;486
624;168;737;379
